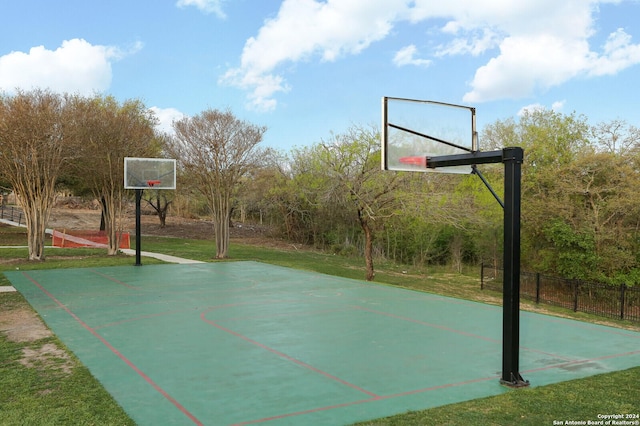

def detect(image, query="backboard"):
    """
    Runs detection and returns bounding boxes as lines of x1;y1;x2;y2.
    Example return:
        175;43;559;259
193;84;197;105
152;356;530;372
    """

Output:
381;97;478;174
124;157;176;190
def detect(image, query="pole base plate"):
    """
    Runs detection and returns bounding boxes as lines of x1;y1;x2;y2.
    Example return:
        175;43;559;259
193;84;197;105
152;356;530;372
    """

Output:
500;373;530;388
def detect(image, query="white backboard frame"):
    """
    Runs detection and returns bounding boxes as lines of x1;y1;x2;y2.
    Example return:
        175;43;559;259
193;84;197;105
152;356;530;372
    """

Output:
124;157;176;190
382;97;478;174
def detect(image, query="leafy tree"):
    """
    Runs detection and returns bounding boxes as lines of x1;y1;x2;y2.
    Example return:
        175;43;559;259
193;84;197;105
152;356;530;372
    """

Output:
481;109;592;271
554;151;640;282
227;149;289;227
482;111;640;283
315;125;406;280
539;219;598;279
167;108;267;258
66;95;158;254
0;89;70;260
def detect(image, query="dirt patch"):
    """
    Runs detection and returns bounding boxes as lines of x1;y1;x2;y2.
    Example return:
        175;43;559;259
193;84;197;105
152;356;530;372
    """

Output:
0;307;52;342
1;305;74;379
47;208;103;231
47;207;295;249
0;258;23;265
20;343;74;376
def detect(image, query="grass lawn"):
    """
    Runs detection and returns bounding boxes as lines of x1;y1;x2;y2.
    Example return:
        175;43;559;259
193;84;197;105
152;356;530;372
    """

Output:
0;292;135;426
1;224;639;425
354;365;640;425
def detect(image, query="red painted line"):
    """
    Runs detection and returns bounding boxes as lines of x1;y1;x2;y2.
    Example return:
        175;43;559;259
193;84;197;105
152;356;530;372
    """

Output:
353;306;575;361
230;397;380;426
200;309;379;398
518;346;574;361
232;374;499;425
381;374;499;399
221;307;351;322
353;305;501;343
90;269;136;288
205;299;300;312
93;309;189;330
21;272;204;426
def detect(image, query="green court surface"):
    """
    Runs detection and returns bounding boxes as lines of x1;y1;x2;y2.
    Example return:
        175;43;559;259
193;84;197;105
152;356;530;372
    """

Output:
5;262;640;425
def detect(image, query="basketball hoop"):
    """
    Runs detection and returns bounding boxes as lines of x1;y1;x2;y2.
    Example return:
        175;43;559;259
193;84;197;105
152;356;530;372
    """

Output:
147;180;161;187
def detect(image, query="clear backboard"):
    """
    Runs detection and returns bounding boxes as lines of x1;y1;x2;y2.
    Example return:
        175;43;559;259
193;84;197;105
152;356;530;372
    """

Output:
382;97;478;174
124;157;176;190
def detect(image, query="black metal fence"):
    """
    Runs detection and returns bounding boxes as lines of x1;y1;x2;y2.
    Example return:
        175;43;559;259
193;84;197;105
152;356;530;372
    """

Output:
481;263;640;323
0;205;23;226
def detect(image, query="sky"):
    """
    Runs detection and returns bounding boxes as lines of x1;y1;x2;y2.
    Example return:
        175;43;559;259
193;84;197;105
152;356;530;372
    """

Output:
1;0;640;151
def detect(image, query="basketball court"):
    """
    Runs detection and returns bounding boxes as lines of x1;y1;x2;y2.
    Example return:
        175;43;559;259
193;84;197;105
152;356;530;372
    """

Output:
6;262;640;425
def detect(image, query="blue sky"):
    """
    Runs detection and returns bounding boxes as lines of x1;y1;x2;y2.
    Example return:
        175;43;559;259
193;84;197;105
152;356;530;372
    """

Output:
1;0;639;151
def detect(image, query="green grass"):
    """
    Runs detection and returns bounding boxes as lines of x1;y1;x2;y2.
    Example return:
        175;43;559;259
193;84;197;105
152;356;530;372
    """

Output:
0;292;135;425
0;224;29;245
1;224;639;425
355;366;640;425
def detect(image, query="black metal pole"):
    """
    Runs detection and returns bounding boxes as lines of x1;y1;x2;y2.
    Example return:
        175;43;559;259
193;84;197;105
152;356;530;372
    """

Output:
420;146;529;386
500;147;528;387
135;189;142;266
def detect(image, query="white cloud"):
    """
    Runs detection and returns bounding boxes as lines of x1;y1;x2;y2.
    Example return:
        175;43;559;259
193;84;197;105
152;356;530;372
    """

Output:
149;107;185;134
517;100;565;116
393;45;432;67
0;38;141;95
176;0;226;18
222;0;640;110
220;0;406;111
518;104;544;116
462;34;591;102
435;28;501;57
588;28;640;76
454;4;640;103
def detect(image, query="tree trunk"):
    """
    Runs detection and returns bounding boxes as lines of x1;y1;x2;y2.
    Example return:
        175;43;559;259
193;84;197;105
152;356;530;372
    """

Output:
359;210;375;281
100;196;107;231
450;233;463;273
159;208;167;228
212;192;231;259
17;190;54;261
145;191;171;228
106;202;120;255
100;190;123;255
24;202;48;261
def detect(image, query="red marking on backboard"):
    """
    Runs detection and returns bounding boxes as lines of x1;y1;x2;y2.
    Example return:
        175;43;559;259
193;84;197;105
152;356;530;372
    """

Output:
147;180;162;187
399;156;427;167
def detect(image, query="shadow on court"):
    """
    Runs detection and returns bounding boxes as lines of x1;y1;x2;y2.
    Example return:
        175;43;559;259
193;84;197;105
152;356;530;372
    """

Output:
6;262;640;425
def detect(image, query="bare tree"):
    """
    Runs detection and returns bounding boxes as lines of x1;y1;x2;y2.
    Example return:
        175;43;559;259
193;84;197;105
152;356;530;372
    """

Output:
144;189;173;228
318;125;406;281
0;89;69;260
167;108;266;258
66;95;158;254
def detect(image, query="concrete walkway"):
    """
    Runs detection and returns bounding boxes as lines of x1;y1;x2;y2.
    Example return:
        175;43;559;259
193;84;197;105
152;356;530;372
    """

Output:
1;218;204;293
119;249;204;264
0;218;26;227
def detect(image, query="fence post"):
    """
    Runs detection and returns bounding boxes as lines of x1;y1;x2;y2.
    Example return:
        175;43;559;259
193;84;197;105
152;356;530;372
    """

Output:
481;262;484;290
536;273;540;304
620;284;626;320
573;280;579;312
